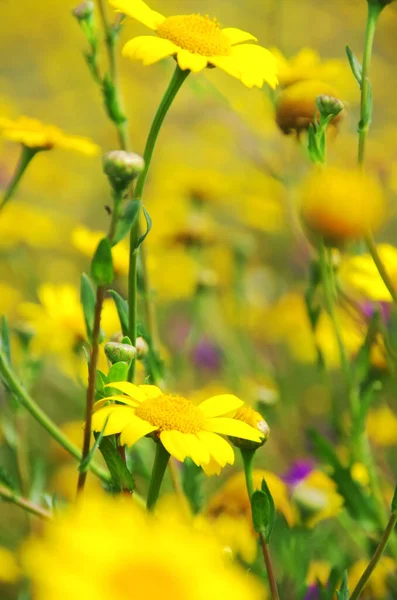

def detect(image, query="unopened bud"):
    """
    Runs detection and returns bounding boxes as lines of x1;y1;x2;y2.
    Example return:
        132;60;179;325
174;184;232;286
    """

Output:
229;405;270;451
104;341;136;364
135;336;149;359
316;95;344;119
72;1;94;20
103;150;144;192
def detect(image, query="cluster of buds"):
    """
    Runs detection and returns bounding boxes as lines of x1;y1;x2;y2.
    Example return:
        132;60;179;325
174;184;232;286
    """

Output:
103;150;145;193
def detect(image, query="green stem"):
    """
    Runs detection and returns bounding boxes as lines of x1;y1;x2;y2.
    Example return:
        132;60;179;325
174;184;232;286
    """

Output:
241;449;280;600
358;2;382;167
146;442;170;510
127;65;189;381
0;350;110;482
350;511;397;600
0;484;52;521
0;146;38;211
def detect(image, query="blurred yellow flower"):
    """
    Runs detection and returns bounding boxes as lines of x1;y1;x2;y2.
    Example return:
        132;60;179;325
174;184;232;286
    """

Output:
92;382;262;472
348;557;395;599
292;470;344;528
111;0;277;88
0;116;99;154
367;405;397;446
206;469;297;527
71;226;129;276
339;244;397;302
276;79;342;134
0;282;21;318
271;48;350;89
300;167;385;246
0;547;20;583
147;248;200;301
306;561;331;586
0;201;59;249
49;463;105;502
23;493;263;600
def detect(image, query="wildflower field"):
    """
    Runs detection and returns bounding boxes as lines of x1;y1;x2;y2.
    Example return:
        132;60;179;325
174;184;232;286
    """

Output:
2;0;397;598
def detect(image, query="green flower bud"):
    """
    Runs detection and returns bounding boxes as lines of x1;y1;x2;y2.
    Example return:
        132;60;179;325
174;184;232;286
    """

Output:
136;336;149;359
72;1;94;21
316;95;344;119
103;150;144;192
104;342;136;364
229;406;270;451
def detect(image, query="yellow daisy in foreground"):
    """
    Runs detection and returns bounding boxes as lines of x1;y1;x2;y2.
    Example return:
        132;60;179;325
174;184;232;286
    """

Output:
0;116;99;155
92;382;263;471
110;0;277;88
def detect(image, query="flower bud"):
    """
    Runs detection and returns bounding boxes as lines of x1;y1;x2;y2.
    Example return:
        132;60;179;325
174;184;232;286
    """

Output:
135;336;149;359
316;95;344;119
104;341;136;364
72;1;94;21
229;405;270;451
103;150;144;192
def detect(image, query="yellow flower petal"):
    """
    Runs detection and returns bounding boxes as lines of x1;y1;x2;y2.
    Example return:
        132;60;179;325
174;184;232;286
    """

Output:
160;430;190;462
123;36;178;66
221;28;257;45
199;394;243;418
176;50;208;73
119;417;157;446
182;433;210;466
104;381;147;401
138;385;163;399
197;431;234;467
91;406;135;435
0;547;20;583
230;44;278;88
205;417;263;442
201;457;222;476
93;395;139;412
109;0;165;29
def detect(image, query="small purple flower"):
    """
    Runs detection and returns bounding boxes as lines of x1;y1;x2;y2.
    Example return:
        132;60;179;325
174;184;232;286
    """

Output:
360;300;392;325
305;584;320;600
191;338;223;371
283;460;315;486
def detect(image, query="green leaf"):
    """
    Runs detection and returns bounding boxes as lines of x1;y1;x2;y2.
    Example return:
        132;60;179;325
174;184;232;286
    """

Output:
391;482;397;513
182;458;204;514
346;46;363;86
91;238;114;285
251;483;276;542
80;273;96;342
108;361;129;382
78;417;109;473
102;73;127;125
135;207;152;249
0;316;11;365
261;478;276;540
0;466;16;491
113;199;140;246
109;290;129;336
353;309;380;384
97;436;135;493
336;571;349;599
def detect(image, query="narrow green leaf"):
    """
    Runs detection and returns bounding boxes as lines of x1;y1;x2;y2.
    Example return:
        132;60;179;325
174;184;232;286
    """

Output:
391;482;397;513
0;466;16;491
346;46;363;87
0;316;11;365
182;458;204;514
108;361;129;382
261;478;276;541
91;238;114;285
336;571;349;599
113;199;140;246
78;417;109;473
97;436;135;493
135;206;152;249
109;290;129;336
80;273;96;342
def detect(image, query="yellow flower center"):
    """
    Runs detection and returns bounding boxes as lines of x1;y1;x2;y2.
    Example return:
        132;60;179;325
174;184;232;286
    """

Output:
157;14;230;57
135;394;204;433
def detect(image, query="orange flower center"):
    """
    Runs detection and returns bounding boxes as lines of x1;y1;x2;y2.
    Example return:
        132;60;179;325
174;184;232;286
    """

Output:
135;394;204;433
157;14;230;57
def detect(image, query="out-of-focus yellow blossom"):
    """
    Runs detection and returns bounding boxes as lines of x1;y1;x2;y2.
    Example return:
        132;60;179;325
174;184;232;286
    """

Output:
367;405;397;446
0;282;21;318
292;470;344;528
206;470;297;527
0;201;60;249
23;493;263;600
147;249;200;301
0;547;20;583
50;421;97;464
351;462;370;488
92;382;262;472
276;80;342;134
300;167;385;246
271;48;351;90
71;226;129;276
49;463;105;502
348;557;396;599
306;561;331;587
111;0;277;89
0;116;99;154
339;244;397;302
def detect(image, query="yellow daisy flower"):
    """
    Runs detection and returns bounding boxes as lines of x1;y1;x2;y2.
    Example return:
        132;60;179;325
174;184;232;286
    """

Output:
0;116;99;154
92;382;263;470
110;0;277;88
